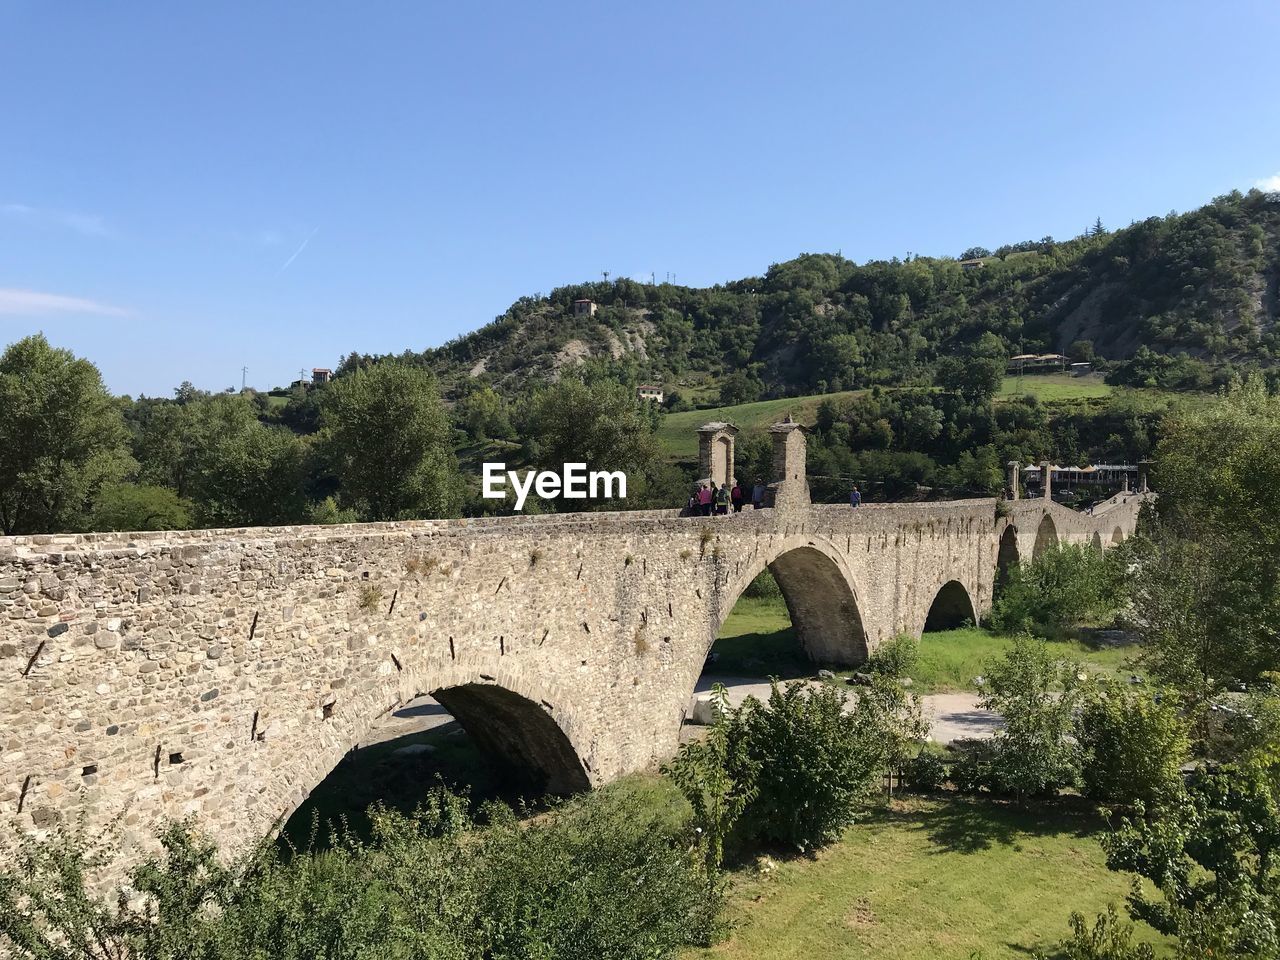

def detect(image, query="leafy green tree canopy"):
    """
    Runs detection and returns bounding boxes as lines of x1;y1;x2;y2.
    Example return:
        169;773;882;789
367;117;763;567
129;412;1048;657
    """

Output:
320;362;463;521
0;335;132;534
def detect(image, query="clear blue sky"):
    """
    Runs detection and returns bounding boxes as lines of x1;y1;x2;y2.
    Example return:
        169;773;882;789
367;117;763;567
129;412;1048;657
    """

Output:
3;1;1279;396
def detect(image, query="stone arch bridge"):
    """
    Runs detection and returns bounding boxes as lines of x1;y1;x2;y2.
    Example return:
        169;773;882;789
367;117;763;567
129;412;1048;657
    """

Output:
0;425;1148;869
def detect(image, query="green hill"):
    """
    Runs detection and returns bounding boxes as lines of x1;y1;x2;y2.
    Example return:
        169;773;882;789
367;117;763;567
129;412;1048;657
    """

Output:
342;189;1280;403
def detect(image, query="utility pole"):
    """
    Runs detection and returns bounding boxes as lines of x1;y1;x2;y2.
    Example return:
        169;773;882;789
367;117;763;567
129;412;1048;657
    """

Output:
602;270;610;284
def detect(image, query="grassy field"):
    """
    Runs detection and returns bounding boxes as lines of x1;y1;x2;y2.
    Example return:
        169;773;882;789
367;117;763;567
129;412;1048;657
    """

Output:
998;372;1114;401
658;375;1114;460
710;596;1139;692
687;795;1167;960
658;391;866;459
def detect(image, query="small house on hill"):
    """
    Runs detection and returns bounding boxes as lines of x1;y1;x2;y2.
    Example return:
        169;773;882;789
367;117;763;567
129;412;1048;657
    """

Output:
573;299;598;317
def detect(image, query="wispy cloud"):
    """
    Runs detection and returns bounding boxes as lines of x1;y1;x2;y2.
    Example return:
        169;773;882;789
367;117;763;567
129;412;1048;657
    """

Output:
0;287;131;318
1256;172;1280;193
277;227;319;273
1;203;110;237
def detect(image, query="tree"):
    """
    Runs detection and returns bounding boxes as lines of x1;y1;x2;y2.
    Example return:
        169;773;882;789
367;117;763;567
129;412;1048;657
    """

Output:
936;355;1004;402
1102;764;1280;957
1132;378;1280;710
1077;686;1190;808
0;335;132;534
134;395;309;528
454;386;513;443
718;369;764;405
1070;339;1097;363
320;362;463;521
991;543;1127;638
981;636;1085;800
86;483;194;532
521;376;675;510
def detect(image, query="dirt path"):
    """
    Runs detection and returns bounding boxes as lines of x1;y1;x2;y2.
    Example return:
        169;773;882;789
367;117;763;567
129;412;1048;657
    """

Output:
694;675;1001;744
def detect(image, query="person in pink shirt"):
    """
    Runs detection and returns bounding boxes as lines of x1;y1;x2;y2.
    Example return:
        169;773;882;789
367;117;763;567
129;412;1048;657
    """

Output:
697;483;713;516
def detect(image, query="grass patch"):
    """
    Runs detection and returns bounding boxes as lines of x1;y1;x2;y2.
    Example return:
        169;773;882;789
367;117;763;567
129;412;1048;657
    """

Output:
707;596;809;679
686;795;1168;960
915;627;1134;692
711;597;1138;692
997;372;1114;401
658;392;866;459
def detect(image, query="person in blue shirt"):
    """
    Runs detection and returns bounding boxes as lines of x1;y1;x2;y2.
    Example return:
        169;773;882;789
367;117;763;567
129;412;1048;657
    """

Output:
849;484;862;508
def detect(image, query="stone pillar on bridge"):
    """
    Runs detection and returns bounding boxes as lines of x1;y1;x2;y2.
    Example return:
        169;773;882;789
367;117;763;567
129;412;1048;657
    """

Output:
1006;461;1020;500
1138;460;1153;494
1041;460;1053;500
697;422;738;490
1121;470;1130;494
769;416;810;511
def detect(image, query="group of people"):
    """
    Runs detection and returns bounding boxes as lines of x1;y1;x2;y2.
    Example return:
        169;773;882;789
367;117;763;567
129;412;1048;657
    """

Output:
688;479;768;515
687;480;864;514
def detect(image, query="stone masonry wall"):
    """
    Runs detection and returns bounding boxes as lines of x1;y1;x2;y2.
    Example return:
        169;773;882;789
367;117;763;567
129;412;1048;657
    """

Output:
0;493;1145;877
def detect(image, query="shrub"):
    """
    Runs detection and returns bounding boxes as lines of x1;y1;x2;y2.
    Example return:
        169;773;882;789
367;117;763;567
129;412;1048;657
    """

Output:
949;738;999;794
357;583;383;612
1077;687;1190;808
991;543;1127;637
0;786;721;960
865;633;919;679
473;789;721;957
742;569;782;600
981;636;1084;800
736;681;886;851
1054;904;1157;960
664;686;758;874
903;750;949;793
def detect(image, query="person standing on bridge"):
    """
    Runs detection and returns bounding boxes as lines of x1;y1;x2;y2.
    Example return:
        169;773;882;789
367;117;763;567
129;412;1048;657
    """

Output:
752;478;766;510
850;484;862;508
731;480;744;512
714;482;731;516
697;483;713;516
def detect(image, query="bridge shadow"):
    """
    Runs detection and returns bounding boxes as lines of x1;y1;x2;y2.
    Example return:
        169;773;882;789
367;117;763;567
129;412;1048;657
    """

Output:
392;701;451;720
703;621;811;680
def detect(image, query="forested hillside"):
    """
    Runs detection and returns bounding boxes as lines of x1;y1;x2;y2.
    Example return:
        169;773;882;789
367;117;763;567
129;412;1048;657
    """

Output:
342;189;1279;403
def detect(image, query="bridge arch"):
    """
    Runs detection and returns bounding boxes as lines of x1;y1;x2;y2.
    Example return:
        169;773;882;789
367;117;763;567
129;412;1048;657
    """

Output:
277;664;591;838
923;580;978;633
432;683;590;795
1092;531;1103;550
996;524;1020;588
1111;526;1124;545
716;536;869;667
1032;513;1058;560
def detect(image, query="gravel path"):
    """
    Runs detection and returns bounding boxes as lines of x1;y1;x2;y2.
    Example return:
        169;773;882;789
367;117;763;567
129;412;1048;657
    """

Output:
361;678;1003;754
694;675;1002;744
